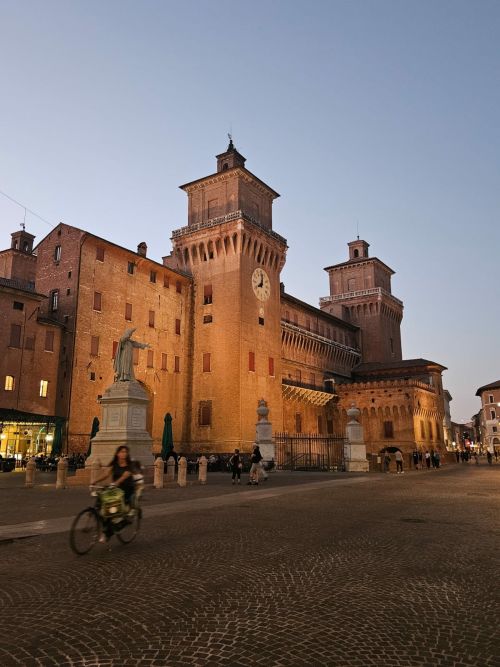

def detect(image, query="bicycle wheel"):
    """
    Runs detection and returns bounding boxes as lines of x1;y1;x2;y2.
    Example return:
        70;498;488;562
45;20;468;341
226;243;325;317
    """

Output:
117;507;141;544
69;508;100;555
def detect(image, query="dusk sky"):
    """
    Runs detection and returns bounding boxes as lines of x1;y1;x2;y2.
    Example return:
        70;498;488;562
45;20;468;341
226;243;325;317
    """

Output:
0;0;498;422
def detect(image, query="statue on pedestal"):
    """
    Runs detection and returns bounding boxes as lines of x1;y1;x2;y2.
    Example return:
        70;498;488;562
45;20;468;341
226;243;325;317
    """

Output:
113;328;150;382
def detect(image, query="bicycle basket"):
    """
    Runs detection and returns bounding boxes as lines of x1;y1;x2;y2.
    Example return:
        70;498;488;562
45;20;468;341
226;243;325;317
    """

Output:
99;487;125;518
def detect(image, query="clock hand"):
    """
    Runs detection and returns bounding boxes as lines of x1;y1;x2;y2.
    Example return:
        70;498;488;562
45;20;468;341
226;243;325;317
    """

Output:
258;271;264;288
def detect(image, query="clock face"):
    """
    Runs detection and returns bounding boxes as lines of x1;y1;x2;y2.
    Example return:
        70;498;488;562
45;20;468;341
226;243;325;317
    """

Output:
251;268;271;301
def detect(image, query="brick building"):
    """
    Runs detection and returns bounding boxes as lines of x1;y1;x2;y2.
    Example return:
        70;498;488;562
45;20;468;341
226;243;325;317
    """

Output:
475;380;500;453
0;140;449;458
0;230;62;458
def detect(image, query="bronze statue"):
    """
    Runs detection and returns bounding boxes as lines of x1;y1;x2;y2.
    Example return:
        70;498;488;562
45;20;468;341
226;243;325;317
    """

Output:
113;328;149;382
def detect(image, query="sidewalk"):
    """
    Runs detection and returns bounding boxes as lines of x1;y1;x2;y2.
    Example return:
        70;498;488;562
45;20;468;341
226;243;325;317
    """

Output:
0;469;370;528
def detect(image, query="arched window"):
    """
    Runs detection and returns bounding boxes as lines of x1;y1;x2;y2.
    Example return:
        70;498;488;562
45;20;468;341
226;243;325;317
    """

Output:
353;249;359;258
222;163;228;171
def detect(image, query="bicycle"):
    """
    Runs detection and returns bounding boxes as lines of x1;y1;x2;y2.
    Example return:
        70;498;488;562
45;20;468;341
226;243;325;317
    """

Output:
69;484;142;555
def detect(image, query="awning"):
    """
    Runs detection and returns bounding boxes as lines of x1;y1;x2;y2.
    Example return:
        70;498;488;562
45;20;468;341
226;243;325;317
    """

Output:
0;409;60;424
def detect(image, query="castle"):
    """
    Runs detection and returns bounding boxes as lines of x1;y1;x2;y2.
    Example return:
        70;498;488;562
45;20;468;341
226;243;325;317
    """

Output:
0;140;447;463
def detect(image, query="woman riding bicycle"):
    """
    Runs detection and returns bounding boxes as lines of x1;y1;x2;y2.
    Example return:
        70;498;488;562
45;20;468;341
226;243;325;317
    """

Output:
95;445;136;506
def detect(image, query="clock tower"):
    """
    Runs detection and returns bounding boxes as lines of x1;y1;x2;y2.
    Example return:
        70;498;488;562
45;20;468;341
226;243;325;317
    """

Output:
170;140;287;452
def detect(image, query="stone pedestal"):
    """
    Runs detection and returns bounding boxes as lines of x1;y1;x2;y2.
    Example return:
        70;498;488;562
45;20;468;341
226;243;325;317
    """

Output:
255;399;275;464
87;380;153;466
344;404;369;473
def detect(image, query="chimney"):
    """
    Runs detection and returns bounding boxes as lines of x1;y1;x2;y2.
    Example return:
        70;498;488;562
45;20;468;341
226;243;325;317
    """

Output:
137;242;147;257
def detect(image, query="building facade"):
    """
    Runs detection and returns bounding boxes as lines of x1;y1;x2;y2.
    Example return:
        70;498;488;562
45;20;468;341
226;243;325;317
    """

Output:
475;380;500;453
0;141;448;458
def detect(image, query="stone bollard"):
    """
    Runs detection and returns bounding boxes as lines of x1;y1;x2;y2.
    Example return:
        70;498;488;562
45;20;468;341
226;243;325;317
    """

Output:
177;457;187;487
198;456;208;485
56;457;68;490
166;456;176;483
90;459;101;485
25;456;36;488
154;457;164;489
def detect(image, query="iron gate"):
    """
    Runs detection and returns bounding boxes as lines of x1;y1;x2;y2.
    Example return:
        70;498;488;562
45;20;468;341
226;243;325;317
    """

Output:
274;433;346;471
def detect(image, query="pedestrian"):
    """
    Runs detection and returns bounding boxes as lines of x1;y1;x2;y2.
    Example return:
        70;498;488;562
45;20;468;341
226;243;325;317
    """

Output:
425;450;431;470
473;450;479;465
455;450;460;463
383;450;391;473
494;449;498;462
229;448;243;485
434;450;441;469
486;450;492;466
412;449;419;470
248;445;263;485
395;450;404;474
259;459;269;482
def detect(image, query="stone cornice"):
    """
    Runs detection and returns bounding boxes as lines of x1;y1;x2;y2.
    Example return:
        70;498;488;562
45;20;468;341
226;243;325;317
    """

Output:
179;167;280;200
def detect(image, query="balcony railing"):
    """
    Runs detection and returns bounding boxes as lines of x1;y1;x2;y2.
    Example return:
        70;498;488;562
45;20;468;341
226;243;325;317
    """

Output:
320;287;403;307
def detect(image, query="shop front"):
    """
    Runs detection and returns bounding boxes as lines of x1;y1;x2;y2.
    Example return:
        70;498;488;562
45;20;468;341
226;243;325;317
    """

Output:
0;409;64;466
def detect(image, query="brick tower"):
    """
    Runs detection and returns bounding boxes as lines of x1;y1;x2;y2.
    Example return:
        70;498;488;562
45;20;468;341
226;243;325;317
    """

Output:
170;139;288;451
320;239;403;363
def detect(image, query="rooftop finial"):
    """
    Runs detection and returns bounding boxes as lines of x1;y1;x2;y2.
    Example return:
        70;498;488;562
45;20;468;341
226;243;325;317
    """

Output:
227;132;234;151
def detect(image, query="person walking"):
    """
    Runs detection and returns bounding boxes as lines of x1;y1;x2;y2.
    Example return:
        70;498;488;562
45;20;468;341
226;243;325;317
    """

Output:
229;448;243;485
248;445;263;485
455;450;460;463
383;450;391;473
486;450;493;466
412;449;419;470
395;450;404;474
425;450;431;470
434;450;441;469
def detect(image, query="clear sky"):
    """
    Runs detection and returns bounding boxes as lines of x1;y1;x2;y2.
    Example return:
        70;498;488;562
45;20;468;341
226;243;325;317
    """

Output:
1;0;498;422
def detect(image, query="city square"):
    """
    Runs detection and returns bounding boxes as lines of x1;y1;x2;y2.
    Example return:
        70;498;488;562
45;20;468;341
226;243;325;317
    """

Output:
1;464;499;666
1;1;499;665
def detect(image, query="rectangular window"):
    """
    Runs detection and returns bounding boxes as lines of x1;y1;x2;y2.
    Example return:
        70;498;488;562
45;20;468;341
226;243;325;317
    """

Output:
383;421;394;438
24;336;34;350
161;353;167;371
90;372;96;381
258;317;265;326
112;341;118;359
147;349;154;367
203;353;211;372
175;318;181;335
44;330;54;352
125;302;132;321
420;420;425;439
9;324;21;348
176;280;182;294
310;373;315;387
489;395;494;403
68;271;72;278
268;357;275;376
199;401;212;426
127;261;135;275
50;290;59;312
93;291;102;311
150;270;157;283
163;274;170;288
249;351;255;372
284;310;290;322
133;347;139;365
490;410;496;420
13;301;24;311
305;318;311;331
96;246;105;262
295;369;302;383
90;335;99;356
54;245;61;261
295;413;302;434
149;310;155;327
348;278;356;291
39;379;48;397
203;314;213;324
493;426;498;433
66;288;71;296
4;375;14;391
203;284;213;305
174;356;180;373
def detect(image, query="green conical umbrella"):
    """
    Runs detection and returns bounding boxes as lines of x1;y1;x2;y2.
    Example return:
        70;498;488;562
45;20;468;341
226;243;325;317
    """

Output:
161;413;173;459
51;418;64;457
87;417;100;457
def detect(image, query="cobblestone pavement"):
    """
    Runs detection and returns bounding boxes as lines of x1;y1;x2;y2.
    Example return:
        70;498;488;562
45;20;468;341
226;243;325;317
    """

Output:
0;466;499;666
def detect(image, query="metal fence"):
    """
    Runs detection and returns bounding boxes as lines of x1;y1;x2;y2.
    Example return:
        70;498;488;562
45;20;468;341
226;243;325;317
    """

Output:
274;433;346;471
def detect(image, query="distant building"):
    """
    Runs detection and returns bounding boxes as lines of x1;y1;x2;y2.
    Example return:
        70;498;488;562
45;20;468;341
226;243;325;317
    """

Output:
475;380;500;453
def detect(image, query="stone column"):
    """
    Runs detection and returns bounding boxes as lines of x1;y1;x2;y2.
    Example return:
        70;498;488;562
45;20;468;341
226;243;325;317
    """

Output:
344;404;369;472
56;457;68;490
166;457;176;482
198;456;207;485
177;457;187;487
255;399;275;465
154;457;164;489
25;457;36;488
